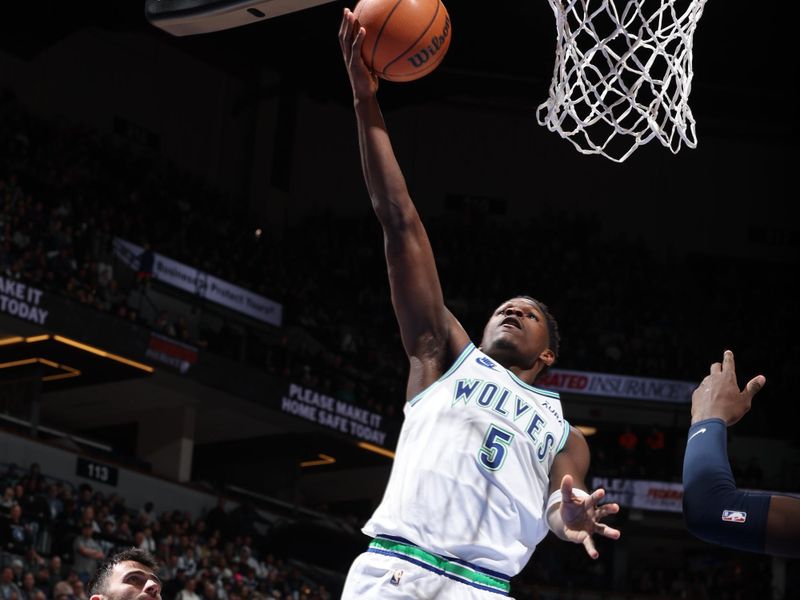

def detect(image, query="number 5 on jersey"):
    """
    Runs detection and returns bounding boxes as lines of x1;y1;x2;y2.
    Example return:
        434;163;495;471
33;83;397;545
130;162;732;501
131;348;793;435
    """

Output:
479;424;515;471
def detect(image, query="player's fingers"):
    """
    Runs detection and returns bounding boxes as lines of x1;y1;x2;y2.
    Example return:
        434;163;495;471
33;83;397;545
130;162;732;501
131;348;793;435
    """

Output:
722;349;735;374
343;8;355;36
586;488;605;508
339;10;353;51
595;502;620;519
560;474;574;499
582;535;599;560
744;375;766;401
353;25;366;57
710;361;722;375
595;523;621;540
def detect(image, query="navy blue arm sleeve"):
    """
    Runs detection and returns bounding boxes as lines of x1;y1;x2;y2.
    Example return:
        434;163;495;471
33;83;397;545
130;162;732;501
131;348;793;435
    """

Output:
682;418;771;553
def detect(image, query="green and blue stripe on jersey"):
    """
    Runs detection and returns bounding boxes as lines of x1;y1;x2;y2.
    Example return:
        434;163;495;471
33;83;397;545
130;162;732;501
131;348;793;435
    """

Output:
368;535;512;595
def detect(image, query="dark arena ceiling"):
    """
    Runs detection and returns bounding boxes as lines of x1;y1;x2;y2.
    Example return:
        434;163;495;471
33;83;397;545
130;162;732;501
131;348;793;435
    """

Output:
0;0;792;137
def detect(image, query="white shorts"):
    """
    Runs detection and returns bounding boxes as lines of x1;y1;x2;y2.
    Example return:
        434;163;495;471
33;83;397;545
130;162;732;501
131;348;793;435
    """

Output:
340;537;514;600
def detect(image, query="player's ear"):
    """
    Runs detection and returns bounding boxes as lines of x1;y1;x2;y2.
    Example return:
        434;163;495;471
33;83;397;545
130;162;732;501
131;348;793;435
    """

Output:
539;348;555;367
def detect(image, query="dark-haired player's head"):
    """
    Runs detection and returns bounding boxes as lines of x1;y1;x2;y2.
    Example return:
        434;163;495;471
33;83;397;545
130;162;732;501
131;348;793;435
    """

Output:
89;548;160;600
480;296;560;380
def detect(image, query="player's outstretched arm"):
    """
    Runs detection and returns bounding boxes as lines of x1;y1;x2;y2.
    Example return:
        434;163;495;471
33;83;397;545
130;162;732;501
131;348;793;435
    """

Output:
683;350;800;557
338;9;467;379
546;427;621;559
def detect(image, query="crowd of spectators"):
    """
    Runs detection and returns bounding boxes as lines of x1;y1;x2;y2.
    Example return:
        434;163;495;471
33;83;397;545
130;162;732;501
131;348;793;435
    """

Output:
2;459;785;600
1;463;332;600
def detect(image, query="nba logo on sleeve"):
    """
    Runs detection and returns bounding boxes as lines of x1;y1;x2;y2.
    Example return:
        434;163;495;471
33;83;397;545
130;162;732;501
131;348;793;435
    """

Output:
721;510;747;523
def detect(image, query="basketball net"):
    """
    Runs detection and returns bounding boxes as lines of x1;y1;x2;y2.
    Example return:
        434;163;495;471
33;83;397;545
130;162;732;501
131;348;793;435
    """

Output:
537;0;708;162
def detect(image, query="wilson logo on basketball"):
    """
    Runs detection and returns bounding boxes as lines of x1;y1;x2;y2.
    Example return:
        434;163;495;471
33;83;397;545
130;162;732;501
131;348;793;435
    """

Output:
407;16;451;69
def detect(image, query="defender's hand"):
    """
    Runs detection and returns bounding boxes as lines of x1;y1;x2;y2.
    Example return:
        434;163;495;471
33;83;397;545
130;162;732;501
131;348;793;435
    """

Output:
691;350;765;426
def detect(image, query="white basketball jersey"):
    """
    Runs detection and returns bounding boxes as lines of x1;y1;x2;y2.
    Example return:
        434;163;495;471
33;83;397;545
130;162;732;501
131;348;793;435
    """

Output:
363;343;570;577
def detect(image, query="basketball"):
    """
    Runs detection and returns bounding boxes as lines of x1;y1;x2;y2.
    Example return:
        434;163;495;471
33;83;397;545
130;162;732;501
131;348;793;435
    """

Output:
353;0;452;83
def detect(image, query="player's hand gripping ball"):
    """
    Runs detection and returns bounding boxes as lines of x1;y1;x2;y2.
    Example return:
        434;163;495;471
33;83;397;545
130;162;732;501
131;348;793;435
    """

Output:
353;0;452;82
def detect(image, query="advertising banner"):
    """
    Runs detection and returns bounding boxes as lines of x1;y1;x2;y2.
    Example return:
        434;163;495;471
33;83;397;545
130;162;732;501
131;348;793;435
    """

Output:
540;369;695;403
280;382;398;448
0;277;49;325
114;238;282;326
145;332;198;374
592;477;684;512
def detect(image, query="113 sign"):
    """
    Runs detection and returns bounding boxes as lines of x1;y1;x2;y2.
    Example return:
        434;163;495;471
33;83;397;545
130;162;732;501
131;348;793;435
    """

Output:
76;457;118;486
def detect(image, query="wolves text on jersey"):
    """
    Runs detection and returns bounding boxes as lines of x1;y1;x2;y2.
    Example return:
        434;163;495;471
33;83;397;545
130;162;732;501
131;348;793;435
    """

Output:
452;378;558;462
